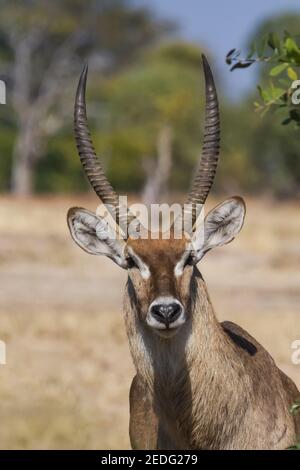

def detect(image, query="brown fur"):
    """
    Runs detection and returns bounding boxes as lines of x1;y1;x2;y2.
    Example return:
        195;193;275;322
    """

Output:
127;235;188;306
125;234;192;323
124;250;300;450
67;207;300;449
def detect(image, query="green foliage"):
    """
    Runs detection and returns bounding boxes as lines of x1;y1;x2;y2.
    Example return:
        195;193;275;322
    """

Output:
288;399;300;450
35;132;88;193
0;0;171;193
1;6;300;197
146;42;204;69
224;14;300;197
226;29;300;125
0;104;16;191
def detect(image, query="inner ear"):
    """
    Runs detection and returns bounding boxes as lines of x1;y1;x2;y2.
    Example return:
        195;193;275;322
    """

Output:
67;207;128;269
204;197;246;248
191;196;246;262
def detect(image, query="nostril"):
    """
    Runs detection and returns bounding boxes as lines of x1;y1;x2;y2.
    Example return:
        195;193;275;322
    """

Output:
151;305;166;323
168;303;182;321
150;302;182;324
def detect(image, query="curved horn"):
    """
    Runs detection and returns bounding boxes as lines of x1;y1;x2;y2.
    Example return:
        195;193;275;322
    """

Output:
74;65;137;235
185;54;220;226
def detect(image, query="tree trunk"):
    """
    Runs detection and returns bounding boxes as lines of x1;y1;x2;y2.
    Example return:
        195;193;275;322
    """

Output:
142;124;173;205
11;126;36;195
11;154;34;195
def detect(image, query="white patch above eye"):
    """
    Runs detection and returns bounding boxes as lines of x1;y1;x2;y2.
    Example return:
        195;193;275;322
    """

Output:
174;263;184;278
174;249;191;277
127;247;151;280
140;263;151;280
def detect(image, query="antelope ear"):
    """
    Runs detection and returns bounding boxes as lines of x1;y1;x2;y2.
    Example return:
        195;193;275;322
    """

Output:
67;207;128;269
191;197;246;263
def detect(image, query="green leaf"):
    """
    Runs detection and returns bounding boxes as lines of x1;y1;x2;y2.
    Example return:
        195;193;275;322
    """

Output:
226;48;236;59
268;32;282;52
287;67;298;81
230;61;253;71
257;85;271;103
270;86;285;101
226;48;236;65
285;37;300;63
257;85;285;105
285;37;300;54
269;63;288;76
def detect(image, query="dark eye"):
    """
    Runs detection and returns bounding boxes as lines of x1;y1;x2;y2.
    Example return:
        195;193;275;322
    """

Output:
184;252;194;266
127;256;139;269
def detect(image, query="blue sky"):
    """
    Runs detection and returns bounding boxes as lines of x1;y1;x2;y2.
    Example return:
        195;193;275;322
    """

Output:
134;0;300;100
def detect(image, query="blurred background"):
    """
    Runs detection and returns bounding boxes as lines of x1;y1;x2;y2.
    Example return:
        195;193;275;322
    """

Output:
0;0;299;449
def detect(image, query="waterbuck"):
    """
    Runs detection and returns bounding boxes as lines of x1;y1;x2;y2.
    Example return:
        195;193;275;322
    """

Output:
67;55;300;449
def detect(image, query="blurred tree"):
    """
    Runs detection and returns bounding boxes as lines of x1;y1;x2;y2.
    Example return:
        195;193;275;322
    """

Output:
0;0;171;194
227;34;300;123
226;13;300;197
226;13;300;124
95;42;208;202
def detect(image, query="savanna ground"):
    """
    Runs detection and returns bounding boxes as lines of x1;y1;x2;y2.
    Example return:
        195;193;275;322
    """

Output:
0;195;299;449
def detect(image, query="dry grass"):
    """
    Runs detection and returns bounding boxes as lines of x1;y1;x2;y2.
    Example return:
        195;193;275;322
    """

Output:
0;195;299;449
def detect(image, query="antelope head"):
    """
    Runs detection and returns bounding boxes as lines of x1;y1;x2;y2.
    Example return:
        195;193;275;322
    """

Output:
67;56;246;338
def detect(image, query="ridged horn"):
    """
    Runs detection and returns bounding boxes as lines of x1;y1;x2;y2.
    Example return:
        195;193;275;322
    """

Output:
74;64;137;235
185;54;220;226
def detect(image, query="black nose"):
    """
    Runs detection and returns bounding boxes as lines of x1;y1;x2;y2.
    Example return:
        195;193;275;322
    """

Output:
150;302;182;325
